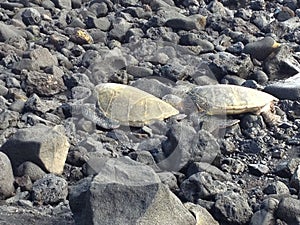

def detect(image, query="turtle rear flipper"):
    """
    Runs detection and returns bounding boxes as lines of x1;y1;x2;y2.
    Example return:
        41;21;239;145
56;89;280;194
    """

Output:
71;103;120;130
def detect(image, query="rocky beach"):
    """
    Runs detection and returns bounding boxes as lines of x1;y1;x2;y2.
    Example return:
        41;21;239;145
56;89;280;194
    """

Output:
0;0;300;224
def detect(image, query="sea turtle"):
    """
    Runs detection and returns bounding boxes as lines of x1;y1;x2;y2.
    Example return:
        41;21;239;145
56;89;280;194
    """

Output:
188;84;280;125
92;83;179;127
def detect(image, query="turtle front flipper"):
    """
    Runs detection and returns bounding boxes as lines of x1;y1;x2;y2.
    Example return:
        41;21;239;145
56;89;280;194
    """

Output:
71;103;120;130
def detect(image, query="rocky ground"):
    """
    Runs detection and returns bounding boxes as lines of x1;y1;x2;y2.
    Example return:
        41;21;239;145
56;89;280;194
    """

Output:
0;0;300;224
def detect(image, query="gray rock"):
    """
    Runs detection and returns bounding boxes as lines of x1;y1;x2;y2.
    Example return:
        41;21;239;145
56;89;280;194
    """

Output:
69;157;196;225
264;73;300;100
184;202;219;225
88;2;109;17
52;0;72;9
248;163;270;176
276;197;300;225
290;165;300;192
0;109;19;130
109;17;132;42
249;209;276;225
157;171;178;191
16;161;46;182
22;8;41;26
161;121;197;171
0;124;70;174
87;17;111;31
274;158;300;178
243;37;279;61
32;174;68;205
213;190;253;224
27;47;58;68
165;14;206;31
263;181;290;195
181;171;228;201
0;152;15;199
126;65;153;78
0;22;26;42
22;70;65;96
263;45;300;81
131;78;173;98
221;75;246;85
249;70;269;85
187;162;232;181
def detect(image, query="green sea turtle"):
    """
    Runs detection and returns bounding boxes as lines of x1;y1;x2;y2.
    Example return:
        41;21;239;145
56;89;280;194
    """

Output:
188;84;280;125
93;83;179;127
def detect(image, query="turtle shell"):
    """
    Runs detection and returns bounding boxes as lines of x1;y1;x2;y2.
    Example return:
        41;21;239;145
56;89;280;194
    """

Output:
94;83;179;126
188;84;278;115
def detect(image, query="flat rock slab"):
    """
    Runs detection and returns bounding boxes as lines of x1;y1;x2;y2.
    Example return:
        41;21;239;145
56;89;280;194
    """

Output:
264;73;300;100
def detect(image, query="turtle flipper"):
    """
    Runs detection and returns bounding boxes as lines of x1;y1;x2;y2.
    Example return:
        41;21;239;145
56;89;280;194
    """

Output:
70;103;120;130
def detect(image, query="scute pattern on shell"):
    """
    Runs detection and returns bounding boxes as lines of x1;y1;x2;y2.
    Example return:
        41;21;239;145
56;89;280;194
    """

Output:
95;83;179;126
188;84;278;115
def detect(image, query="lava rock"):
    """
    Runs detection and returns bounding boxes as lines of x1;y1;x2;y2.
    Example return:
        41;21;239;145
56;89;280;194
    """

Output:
32;174;68;205
1;124;70;174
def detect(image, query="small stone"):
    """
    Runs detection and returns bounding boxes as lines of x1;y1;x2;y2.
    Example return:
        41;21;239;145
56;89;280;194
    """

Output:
165;15;206;31
70;28;93;45
0;152;15;199
14;175;32;192
290;165;300;192
249;70;269;85
157;171;178;191
32;174;68;205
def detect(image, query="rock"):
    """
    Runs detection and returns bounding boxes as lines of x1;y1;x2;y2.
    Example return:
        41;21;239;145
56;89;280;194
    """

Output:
263;45;300;81
160;121;197;171
276;197;300;225
184;202;219;225
249;70;269;85
131;78;173;98
157;171;178;191
243;37;280;61
0;22;26;42
22;8;41;26
181;172;228;202
27;47;58;68
290;165;300;192
264;73;300;100
249;198;278;225
16;161;46;182
32;174;68;205
109;17;132;42
248;163;270;176
0;124;70;174
165;14;206;31
126;65;153;78
22;70;66;96
274;158;300;178
69;157;196;225
187;162;231;181
52;0;72;9
0;109;19;130
0;152;15;199
263;181;290;195
213;190;253;224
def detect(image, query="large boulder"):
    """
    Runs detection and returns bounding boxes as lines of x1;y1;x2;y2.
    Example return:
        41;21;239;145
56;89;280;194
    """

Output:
0;125;70;174
69;157;196;225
